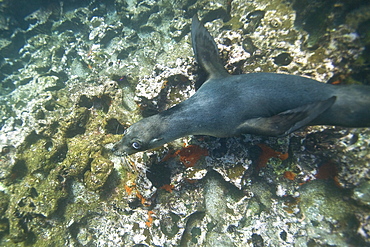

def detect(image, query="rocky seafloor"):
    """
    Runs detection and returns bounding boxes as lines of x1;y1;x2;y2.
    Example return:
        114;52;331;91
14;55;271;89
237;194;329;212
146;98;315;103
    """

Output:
0;0;370;246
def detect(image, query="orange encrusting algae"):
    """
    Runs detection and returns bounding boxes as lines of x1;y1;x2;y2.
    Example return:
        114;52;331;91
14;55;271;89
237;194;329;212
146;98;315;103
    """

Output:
256;143;289;170
315;161;342;187
315;161;338;180
124;183;155;227
174;144;209;167
160;184;175;193
124;184;135;195
146;211;155;227
136;192;145;204
124;183;151;207
283;171;297;180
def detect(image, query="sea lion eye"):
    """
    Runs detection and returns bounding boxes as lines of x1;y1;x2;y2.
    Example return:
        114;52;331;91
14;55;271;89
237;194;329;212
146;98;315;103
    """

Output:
132;142;141;150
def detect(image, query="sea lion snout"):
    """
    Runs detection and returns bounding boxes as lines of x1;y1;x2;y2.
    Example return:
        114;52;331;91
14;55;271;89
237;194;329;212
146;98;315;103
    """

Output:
112;123;149;155
111;141;127;156
112;139;140;156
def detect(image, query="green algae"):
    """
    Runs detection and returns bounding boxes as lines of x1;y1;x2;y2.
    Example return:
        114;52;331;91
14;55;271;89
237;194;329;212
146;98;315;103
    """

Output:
0;0;369;246
60;107;121;188
0;191;9;235
15;137;67;177
6;165;68;243
2;100;127;244
224;15;243;31
225;164;246;180
83;153;114;191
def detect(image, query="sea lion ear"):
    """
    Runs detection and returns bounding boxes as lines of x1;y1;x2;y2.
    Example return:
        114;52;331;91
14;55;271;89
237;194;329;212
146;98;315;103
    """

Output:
150;138;164;145
149;138;163;146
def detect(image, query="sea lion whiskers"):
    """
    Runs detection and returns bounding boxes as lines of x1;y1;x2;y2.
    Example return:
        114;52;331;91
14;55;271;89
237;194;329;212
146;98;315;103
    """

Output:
112;114;170;155
117;152;140;173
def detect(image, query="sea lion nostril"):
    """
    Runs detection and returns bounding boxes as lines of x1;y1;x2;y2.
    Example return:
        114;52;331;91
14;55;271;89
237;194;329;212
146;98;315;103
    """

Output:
111;145;118;152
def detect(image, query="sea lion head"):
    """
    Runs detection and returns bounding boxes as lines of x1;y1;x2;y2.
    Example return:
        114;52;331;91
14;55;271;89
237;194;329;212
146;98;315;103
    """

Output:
112;116;165;155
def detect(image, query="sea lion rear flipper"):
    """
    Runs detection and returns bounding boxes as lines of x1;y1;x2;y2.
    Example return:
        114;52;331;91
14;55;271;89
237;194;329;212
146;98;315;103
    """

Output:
192;14;230;79
236;96;337;136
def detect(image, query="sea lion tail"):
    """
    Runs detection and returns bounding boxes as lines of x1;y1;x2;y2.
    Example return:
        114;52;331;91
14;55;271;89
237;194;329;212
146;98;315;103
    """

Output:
191;14;230;79
313;85;370;127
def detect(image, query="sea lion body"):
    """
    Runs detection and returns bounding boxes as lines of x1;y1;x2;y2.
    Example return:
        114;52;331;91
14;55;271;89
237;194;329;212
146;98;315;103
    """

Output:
173;73;370;136
112;15;370;155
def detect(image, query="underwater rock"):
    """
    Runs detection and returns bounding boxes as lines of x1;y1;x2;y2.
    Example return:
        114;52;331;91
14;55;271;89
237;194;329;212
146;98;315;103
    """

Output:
299;180;358;246
205;232;236;247
0;191;9;234
345;4;370;29
353;180;370;206
0;38;12;59
5;165;68;243
37;75;65;91
169;16;191;42
129;0;160;29
204;171;242;231
356;211;370;244
203;171;242;244
160;212;180;238
273;52;293;66
0;0;369;246
84;154;114;191
188;0;231;23
179;211;206;246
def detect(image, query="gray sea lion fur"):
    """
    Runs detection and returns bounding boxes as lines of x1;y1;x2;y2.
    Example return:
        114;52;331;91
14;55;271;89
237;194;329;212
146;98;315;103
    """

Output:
112;14;370;155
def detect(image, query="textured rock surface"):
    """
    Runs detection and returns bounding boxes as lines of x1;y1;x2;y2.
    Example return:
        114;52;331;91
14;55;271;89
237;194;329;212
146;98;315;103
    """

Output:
0;0;369;246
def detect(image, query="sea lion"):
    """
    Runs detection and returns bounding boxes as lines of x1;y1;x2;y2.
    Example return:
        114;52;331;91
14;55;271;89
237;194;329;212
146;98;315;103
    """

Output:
112;14;370;155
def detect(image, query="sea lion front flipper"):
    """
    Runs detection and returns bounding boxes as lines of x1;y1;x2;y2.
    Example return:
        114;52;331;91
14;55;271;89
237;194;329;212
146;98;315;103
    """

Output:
192;14;230;79
236;96;337;136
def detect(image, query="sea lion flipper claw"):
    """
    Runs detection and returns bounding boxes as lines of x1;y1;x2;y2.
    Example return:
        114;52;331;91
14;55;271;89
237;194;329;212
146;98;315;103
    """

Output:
236;96;337;136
